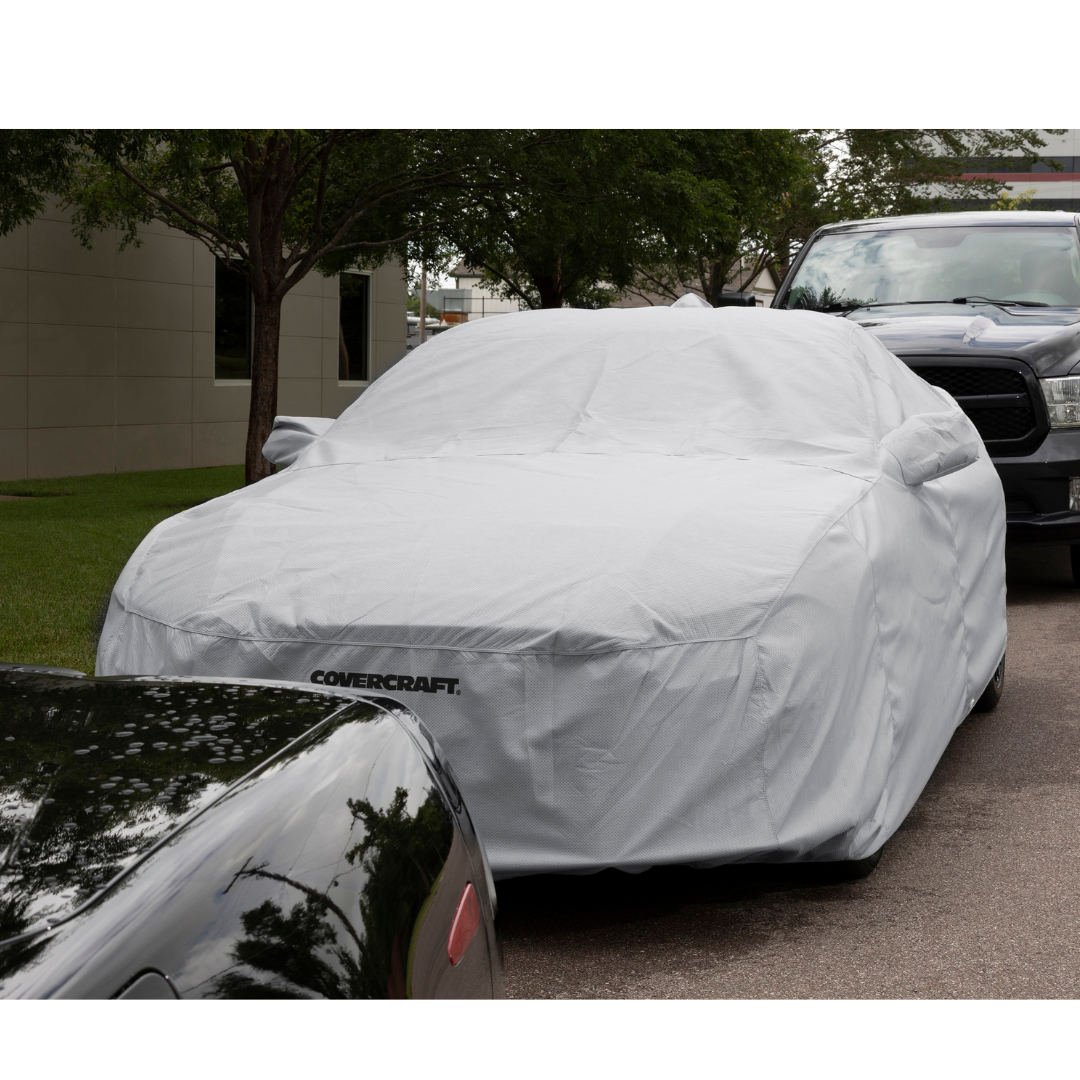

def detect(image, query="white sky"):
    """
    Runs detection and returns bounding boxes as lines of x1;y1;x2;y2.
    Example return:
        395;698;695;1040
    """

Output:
2;2;1076;128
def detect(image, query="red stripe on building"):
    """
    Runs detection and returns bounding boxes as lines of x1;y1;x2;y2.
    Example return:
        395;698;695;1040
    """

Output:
961;173;1080;182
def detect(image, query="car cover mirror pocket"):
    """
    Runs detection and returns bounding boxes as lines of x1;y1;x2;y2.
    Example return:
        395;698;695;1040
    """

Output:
262;415;336;468
881;407;981;486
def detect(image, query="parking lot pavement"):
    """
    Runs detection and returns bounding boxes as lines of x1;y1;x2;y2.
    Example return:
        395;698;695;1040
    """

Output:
497;545;1080;999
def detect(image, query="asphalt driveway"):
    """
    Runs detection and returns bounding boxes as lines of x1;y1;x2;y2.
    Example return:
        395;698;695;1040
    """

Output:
497;545;1080;998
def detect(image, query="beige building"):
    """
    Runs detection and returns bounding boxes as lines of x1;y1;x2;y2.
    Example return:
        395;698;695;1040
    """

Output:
0;203;408;482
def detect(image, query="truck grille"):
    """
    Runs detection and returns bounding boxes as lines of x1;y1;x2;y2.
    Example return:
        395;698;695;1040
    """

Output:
907;362;1039;452
914;366;1027;398
963;406;1038;441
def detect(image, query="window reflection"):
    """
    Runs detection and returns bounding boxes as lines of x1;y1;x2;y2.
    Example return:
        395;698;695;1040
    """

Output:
214;786;454;999
0;676;341;949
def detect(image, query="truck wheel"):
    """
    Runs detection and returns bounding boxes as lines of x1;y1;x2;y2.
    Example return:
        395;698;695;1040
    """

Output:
1071;544;1080;585
972;656;1005;713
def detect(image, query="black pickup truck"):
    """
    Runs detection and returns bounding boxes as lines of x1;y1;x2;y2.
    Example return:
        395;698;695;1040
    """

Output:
775;210;1080;580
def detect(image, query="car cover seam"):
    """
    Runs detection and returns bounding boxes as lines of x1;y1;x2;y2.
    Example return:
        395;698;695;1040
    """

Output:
754;479;879;634
937;479;976;715
748;637;780;850
111;606;757;658
284;452;881;483
843;320;884;438
837;515;901;782
97;518;177;667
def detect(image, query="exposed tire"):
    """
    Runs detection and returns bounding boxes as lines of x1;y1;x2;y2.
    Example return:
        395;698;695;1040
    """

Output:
1071;544;1080;585
972;655;1005;713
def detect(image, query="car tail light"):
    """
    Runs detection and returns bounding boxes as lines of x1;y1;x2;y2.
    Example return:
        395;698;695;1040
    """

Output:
447;883;481;966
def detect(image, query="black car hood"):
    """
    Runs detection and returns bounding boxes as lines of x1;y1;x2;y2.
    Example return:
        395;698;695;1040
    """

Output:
845;304;1080;377
1;672;501;999
0;673;348;945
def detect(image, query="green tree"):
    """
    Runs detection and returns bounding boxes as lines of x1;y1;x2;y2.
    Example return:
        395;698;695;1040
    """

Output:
64;130;496;484
0;130;81;236
630;129;1060;306
987;187;1038;211
808;128;1056;221
768;129;1059;277
446;130;704;310
626;129;813;306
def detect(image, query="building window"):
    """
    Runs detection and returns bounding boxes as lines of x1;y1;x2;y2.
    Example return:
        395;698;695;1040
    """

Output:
339;272;371;382
215;257;252;380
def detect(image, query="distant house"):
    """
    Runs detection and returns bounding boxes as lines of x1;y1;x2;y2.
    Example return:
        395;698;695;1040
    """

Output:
0;204;408;482
730;263;783;307
425;262;523;324
613;260;783;309
421;260;783;317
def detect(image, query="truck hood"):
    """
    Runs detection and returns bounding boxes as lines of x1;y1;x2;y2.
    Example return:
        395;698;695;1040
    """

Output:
845;304;1080;377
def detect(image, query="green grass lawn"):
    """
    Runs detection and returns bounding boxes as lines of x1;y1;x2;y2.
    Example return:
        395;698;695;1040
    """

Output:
0;466;244;675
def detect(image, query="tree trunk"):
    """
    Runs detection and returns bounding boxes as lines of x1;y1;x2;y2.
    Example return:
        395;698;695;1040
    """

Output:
706;258;740;307
707;263;723;306
533;274;563;308
245;292;283;485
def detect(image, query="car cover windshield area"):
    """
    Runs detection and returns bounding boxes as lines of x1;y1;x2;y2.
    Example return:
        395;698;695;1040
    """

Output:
0;674;347;945
294;306;884;481
785;226;1080;311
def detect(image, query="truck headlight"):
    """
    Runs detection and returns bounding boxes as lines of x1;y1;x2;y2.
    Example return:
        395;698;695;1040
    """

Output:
1040;377;1080;428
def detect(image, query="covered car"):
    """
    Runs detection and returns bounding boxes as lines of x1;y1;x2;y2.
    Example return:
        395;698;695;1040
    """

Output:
0;665;501;998
97;304;1008;878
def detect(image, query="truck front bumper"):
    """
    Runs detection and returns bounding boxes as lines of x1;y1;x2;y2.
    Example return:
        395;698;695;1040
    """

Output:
995;429;1080;546
1005;511;1080;545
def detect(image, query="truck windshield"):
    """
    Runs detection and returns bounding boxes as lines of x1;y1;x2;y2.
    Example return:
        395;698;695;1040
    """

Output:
784;225;1080;310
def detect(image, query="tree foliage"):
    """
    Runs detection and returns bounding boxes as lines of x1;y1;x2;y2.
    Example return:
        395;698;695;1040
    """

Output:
445;130;707;310
0;130;81;237
626;129;813;305
987;187;1039;211
629;128;1061;306
810;128;1055;221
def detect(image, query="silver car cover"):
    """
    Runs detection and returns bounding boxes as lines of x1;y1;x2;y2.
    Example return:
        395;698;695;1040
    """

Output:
98;307;1007;878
